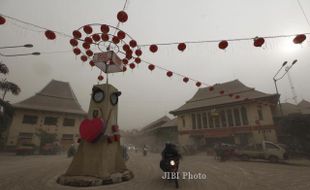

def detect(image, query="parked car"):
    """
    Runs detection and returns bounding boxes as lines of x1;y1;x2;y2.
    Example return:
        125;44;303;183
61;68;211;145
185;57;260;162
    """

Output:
41;143;61;155
16;144;36;155
234;141;288;163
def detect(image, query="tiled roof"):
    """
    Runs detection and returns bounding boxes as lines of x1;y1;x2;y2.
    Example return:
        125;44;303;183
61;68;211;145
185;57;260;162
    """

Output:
13;80;86;115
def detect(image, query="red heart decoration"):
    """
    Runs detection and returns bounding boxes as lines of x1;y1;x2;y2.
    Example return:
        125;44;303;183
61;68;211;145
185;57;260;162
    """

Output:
79;118;105;143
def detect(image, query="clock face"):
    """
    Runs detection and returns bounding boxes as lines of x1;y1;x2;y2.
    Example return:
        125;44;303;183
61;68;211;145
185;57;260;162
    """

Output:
92;90;105;103
110;93;118;105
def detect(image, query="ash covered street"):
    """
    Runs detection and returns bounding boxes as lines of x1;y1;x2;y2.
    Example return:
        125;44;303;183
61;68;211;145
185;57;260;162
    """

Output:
0;153;310;190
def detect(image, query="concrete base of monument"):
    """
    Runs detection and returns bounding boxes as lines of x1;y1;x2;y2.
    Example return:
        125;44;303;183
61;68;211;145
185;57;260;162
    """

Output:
57;169;134;187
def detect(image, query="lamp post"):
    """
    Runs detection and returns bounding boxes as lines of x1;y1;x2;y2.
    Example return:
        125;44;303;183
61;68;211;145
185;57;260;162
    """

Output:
0;44;40;57
273;60;298;116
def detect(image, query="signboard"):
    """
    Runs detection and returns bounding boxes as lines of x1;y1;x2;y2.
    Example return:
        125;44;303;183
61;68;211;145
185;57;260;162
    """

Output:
93;51;124;73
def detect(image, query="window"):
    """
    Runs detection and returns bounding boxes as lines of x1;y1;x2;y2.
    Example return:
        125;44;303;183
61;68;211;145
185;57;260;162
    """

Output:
241;106;249;125
191;114;196;129
63;118;75;127
62;134;74;140
233;108;241;126
227;109;234;127
18;133;33;144
197;114;202;129
208;112;214;128
220;110;227;127
44;117;58;125
22;115;38;124
181;116;185;127
257;107;264;120
202;113;208;128
214;116;220;128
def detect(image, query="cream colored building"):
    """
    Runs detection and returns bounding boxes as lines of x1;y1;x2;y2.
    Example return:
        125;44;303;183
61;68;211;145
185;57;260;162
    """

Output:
170;80;279;147
6;80;86;150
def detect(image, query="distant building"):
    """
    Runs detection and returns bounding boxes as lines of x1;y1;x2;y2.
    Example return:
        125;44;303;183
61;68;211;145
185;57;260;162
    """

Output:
6;80;86;150
170;80;279;147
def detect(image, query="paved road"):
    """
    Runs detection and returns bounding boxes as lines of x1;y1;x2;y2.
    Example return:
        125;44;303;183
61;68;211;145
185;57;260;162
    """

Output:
0;152;310;190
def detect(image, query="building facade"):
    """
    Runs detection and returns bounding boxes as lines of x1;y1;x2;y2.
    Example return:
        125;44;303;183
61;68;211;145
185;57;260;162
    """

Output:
170;80;279;147
6;80;86;150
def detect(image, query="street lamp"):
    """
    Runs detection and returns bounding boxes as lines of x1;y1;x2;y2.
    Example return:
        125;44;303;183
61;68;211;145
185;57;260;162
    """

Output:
0;44;34;49
273;59;298;116
0;44;40;57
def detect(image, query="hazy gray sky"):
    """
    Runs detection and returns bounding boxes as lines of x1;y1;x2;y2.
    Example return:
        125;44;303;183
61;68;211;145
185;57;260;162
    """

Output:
1;0;310;130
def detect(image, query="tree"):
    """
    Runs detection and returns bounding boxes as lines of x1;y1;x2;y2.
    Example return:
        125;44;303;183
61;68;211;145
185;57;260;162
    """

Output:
0;62;21;100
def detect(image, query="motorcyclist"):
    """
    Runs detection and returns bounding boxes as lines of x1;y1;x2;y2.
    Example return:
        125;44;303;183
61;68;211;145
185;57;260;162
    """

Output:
160;143;181;172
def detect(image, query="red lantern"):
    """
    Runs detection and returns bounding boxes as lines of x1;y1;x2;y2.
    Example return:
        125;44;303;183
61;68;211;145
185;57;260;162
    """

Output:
129;63;135;69
126;54;133;60
101;34;109;41
80;55;88;62
70;39;78;47
45;30;56;40
135;58;141;64
218;40;228;50
183;77;189;83
101;24;110;33
149;44;158;53
89;61;95;67
112;36;120;44
235;95;240;99
209;86;214;91
123;44;130;52
98;75;104;81
122;66;127;72
135;49;142;56
0;16;6;25
82;43;90;49
73;30;82;39
166;71;173;77
92;34;101;42
122;59;128;65
129;40;137;48
84;37;92;44
293;34;306;44
73;48;81;55
253;37;265;47
114;134;121;142
178;43;186;51
117;11;128;23
148;64;155;71
83;25;93;34
220;90;225;95
112;125;119;132
117;31;126;39
196;82;201;87
86;50;93;57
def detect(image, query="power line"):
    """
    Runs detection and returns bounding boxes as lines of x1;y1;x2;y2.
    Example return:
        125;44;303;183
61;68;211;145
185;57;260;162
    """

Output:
296;0;310;28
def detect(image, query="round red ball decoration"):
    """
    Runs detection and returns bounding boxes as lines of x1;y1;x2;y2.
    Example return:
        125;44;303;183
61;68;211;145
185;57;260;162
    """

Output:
149;44;158;53
100;24;110;34
129;63;135;69
45;30;56;40
196;82;202;87
112;36;120;44
129;40;137;48
84;37;93;44
126;49;133;55
117;31;126;40
92;34;101;42
135;49;142;56
86;50;93;57
235;95;240;99
73;30;82;39
178;43;186;51
166;71;173;77
112;125;119;132
209;86;214;91
220;90;225;95
0;16;6;25
98;75;104;81
126;54;133;60
117;11;128;23
83;25;93;34
82;42;90;49
73;48;81;55
70;39;78;47
135;57;141;64
218;40;228;50
122;59;128;65
253;37;265;47
183;77;189;83
148;64;155;71
81;55;88;62
123;44;130;52
101;34;109;41
89;61;95;67
293;34;306;44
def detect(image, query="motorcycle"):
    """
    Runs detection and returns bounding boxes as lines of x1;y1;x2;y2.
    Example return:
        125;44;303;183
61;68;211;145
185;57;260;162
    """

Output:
143;147;148;156
160;156;180;188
